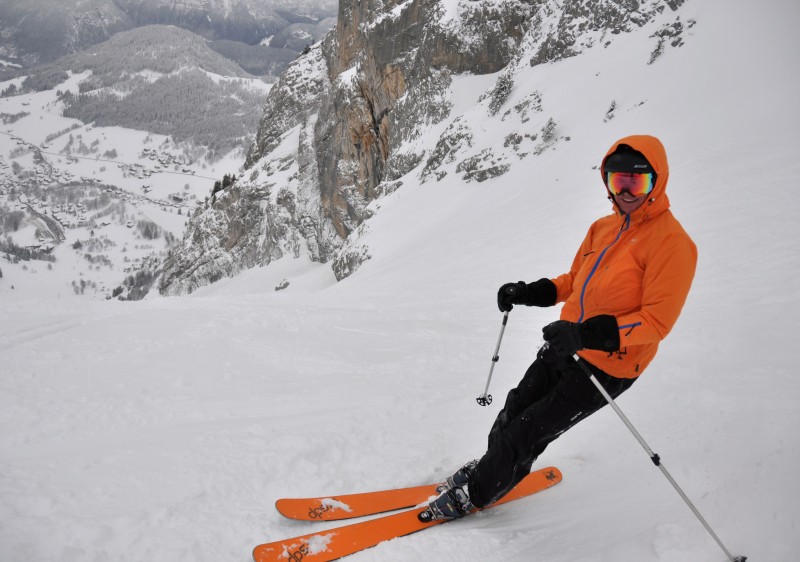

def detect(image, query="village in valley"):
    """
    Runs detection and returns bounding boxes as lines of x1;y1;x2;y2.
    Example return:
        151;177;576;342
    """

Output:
0;81;243;300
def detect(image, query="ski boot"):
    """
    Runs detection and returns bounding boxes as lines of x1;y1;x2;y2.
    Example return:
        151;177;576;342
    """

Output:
419;485;475;522
435;459;478;494
419;461;478;523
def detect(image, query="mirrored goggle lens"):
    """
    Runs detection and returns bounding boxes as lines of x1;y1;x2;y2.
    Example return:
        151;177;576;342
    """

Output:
606;172;654;197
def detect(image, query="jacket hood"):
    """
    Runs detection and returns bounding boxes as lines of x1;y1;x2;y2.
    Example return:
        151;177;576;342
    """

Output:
601;135;670;219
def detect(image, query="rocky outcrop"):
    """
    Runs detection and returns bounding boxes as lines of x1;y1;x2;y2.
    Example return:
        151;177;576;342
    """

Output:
160;47;336;294
161;0;536;293
160;0;694;295
524;0;689;67
314;0;536;239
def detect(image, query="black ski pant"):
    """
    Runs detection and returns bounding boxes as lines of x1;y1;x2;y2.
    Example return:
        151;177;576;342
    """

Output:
468;350;635;508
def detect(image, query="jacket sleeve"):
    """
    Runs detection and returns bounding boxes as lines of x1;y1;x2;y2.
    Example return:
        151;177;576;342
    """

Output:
615;232;697;346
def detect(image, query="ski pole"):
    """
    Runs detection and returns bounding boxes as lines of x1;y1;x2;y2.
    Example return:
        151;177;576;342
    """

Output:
572;355;746;562
476;311;510;406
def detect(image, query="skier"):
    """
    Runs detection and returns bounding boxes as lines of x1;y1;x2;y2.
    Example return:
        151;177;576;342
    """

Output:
426;134;698;520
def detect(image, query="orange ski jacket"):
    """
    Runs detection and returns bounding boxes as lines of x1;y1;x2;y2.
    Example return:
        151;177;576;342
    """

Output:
551;135;697;378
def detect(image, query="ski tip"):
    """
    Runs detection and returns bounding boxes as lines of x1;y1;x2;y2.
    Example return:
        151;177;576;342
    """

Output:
252;544;266;562
542;466;562;483
274;498;301;520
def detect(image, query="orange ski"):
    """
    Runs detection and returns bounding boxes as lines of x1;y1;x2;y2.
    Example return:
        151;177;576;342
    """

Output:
276;483;438;521
253;467;561;562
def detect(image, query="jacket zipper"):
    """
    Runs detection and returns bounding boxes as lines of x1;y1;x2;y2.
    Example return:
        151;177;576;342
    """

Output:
578;214;630;323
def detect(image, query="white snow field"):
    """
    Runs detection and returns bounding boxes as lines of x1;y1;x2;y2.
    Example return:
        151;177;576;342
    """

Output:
2;0;799;561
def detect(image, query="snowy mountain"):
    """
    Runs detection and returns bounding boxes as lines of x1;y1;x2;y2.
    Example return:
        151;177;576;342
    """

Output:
0;0;336;73
42;25;266;157
1;0;799;561
0;0;132;68
112;0;337;44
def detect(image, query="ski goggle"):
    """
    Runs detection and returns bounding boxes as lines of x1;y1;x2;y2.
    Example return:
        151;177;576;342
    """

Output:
606;171;655;197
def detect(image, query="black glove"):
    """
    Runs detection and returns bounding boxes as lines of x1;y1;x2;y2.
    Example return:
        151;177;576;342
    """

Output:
542;321;583;357
542;315;620;358
497;281;527;311
496;278;557;312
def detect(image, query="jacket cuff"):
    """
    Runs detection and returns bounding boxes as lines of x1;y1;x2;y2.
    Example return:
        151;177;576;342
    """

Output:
525;278;557;307
580;314;620;351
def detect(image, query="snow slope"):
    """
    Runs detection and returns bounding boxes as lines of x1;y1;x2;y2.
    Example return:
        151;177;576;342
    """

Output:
2;1;799;561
